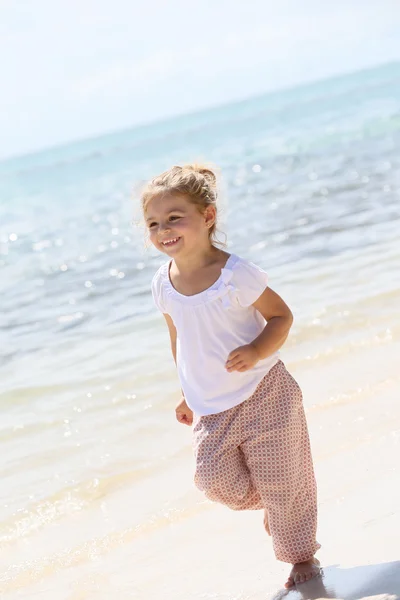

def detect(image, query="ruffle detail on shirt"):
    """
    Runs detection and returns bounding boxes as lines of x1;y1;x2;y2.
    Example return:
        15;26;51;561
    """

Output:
206;267;235;308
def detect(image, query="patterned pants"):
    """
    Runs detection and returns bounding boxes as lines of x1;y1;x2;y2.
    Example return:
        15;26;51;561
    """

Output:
193;361;320;564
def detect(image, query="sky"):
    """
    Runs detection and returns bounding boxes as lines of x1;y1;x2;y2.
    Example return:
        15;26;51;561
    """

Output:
1;0;400;159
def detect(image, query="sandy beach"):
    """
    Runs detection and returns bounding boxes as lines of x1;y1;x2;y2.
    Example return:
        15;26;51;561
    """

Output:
2;328;399;599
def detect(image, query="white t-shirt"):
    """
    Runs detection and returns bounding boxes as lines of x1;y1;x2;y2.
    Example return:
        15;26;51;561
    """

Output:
151;253;279;416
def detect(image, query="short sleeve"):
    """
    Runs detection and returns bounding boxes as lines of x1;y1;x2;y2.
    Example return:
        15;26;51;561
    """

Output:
234;260;269;307
151;266;167;313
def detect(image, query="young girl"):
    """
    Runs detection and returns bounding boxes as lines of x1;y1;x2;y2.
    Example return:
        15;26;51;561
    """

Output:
143;164;321;588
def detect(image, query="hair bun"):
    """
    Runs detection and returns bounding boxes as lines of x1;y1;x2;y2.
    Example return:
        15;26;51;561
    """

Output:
184;163;217;188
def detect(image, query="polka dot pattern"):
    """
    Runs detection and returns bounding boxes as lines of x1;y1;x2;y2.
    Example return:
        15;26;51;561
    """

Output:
192;360;320;564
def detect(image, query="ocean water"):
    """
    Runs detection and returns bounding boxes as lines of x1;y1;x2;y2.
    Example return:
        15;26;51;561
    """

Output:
1;62;400;598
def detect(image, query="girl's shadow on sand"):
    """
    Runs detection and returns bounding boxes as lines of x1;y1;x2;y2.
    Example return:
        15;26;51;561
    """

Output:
272;561;400;600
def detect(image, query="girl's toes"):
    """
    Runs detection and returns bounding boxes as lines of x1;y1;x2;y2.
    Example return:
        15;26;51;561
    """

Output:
284;576;294;589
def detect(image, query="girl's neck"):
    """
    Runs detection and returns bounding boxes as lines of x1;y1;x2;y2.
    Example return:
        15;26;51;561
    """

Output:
173;245;225;274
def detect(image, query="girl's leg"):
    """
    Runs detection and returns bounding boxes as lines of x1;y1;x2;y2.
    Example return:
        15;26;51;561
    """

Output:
241;361;320;565
193;405;263;511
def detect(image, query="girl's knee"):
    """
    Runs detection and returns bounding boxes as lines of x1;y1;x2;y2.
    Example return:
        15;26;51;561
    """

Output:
197;482;242;508
194;466;219;497
195;464;232;502
194;466;256;509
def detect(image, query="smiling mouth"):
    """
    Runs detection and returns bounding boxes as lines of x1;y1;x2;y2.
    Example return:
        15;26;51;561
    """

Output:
161;237;181;247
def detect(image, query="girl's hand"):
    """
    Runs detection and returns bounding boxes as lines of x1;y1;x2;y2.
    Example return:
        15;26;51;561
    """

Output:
175;397;193;426
226;344;260;372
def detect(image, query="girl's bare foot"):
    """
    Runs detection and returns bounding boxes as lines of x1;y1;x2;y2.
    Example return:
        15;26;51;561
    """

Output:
263;510;271;535
285;557;321;588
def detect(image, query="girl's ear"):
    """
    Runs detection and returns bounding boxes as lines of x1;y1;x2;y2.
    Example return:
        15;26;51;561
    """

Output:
204;205;216;228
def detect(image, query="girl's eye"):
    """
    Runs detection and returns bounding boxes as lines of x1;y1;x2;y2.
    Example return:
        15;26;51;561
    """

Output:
149;222;157;228
169;215;181;222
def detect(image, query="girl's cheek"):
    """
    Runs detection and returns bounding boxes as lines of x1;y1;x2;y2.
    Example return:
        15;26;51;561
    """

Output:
149;231;158;245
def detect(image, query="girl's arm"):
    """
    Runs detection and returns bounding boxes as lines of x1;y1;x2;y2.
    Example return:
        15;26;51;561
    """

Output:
226;288;293;372
251;287;293;358
163;314;193;425
163;313;177;363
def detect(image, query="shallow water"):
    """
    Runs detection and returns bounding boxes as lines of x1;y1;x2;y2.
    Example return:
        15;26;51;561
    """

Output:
1;62;400;598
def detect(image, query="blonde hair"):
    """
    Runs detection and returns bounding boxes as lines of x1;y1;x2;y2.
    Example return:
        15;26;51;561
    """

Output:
141;163;223;246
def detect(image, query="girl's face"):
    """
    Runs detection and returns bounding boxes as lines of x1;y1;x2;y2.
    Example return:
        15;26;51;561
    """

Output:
145;194;215;258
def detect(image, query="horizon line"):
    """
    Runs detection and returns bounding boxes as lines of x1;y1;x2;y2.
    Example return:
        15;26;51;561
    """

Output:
2;58;399;165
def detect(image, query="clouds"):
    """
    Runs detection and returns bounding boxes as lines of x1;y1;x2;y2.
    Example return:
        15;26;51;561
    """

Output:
1;0;400;158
